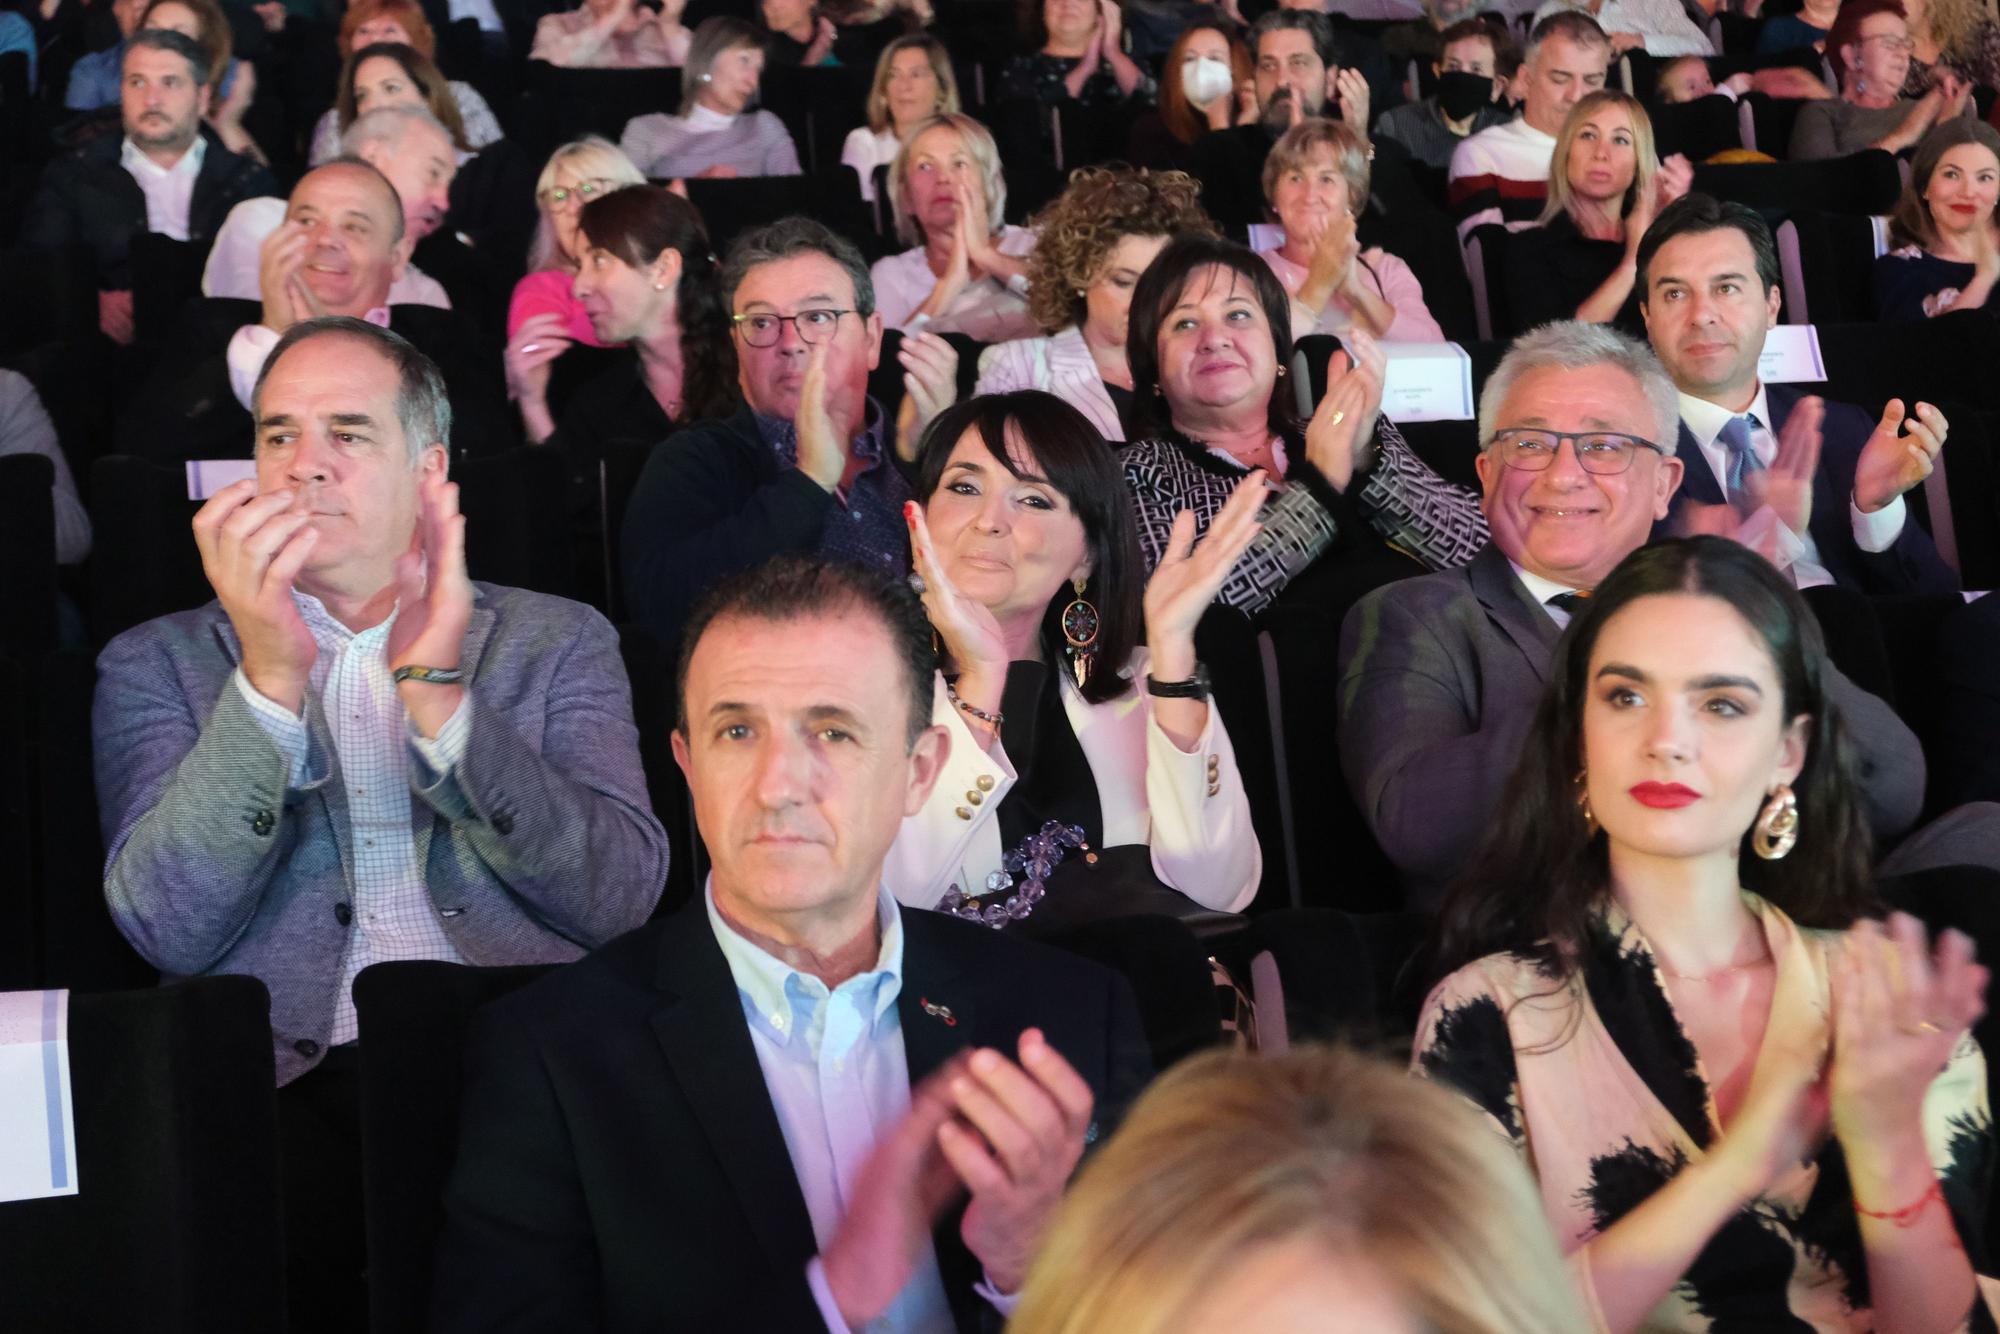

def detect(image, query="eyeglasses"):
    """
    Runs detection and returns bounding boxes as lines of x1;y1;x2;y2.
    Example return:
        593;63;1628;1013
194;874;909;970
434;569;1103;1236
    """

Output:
732;308;853;347
1487;429;1667;475
538;178;615;209
1862;33;1917;51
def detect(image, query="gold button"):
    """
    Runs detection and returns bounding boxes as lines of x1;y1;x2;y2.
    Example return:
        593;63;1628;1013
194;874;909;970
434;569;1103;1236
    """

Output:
1207;783;1220;797
965;790;983;805
975;775;995;791
955;806;973;820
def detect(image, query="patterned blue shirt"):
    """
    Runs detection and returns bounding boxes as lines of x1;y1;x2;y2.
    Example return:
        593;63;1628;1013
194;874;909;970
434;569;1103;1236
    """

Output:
754;396;912;575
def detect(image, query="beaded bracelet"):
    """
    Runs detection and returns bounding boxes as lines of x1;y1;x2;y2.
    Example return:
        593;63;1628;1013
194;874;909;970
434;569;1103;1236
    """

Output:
946;682;1003;733
1855;1181;1946;1228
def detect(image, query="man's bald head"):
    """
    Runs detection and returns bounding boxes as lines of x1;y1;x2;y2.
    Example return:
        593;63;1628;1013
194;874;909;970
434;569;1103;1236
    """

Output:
295;156;407;247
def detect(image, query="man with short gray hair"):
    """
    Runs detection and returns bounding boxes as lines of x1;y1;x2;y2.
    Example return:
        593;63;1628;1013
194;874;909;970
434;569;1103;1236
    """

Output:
94;316;668;1326
1336;320;1928;905
622;215;960;653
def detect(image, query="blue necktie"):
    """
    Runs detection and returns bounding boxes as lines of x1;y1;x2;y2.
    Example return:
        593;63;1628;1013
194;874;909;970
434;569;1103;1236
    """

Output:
1718;414;1765;508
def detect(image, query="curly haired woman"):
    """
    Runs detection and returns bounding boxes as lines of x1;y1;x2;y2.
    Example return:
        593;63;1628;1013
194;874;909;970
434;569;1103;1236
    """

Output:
1900;0;2000;99
972;166;1217;442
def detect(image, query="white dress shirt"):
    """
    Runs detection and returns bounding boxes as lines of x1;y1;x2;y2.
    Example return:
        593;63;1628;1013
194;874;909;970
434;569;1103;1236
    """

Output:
1509;559;1587;628
202;196;452;310
1677;387;1904;588
447;0;505;34
120;134;206;242
704;881;967;1334
227;304;393;410
236;590;470;1046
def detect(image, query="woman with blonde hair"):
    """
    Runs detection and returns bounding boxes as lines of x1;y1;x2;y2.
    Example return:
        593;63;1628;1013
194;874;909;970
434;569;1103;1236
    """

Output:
1505;89;1690;334
1007;1045;1586;1334
840;34;961;202
304;0;503;164
975;167;1214;442
1899;0;2000;100
1257;117;1446;343
871;112;1038;340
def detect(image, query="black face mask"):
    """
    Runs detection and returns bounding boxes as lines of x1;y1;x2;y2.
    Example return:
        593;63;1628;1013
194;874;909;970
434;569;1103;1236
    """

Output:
1436;70;1495;121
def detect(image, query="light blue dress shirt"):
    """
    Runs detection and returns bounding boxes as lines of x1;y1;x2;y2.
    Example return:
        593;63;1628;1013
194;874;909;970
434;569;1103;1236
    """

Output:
704;881;962;1334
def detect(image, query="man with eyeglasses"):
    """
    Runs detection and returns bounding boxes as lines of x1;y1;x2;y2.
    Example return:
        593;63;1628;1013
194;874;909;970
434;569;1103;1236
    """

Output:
621;215;959;655
1335;319;1930;906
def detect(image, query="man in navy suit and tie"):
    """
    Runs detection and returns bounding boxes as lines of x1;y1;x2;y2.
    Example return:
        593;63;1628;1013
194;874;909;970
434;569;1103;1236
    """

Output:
1636;193;1959;598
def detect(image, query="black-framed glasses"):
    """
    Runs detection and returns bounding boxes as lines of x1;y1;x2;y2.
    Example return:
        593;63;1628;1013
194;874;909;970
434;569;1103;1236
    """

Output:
538;178;614;209
732;308;853;347
1487;429;1667;475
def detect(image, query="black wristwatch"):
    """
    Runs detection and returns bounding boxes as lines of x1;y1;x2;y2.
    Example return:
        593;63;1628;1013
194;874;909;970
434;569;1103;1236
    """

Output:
1145;661;1211;700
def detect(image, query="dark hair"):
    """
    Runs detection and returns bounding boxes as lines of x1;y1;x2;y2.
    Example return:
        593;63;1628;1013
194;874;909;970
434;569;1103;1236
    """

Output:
1431;536;1877;982
1890;117;2000;249
252;316;452;461
1247;8;1340;69
125;27;211;87
675;555;938;749
1524;8;1609;59
1826;0;1907;87
1126;234;1297;438
1635;192;1781;306
720;214;877;319
1438;15;1505;56
336;41;468;147
578;185;738;422
912;391;1146;706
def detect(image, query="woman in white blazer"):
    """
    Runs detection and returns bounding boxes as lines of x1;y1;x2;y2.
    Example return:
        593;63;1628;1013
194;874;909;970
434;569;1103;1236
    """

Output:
885;388;1265;923
974;167;1217;444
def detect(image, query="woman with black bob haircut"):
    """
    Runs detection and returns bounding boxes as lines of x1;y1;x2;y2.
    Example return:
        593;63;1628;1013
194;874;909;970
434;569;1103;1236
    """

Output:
882;388;1264;923
1416;536;1991;1332
1120;234;1487;621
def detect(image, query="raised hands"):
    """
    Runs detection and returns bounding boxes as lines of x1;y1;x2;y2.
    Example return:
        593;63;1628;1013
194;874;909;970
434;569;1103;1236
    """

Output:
1301;211;1362;307
1301;333;1386;491
1853;398;1946;514
893;331;959;464
257;221;325;336
1655;153;1694;212
193;480;320;713
794;338;849;491
804;13;837;64
1333;66;1369;130
385;467;473;737
1828;913;1988;1149
503;312;572;442
904;499;1010;680
1143;470;1265;679
1744;393;1822;536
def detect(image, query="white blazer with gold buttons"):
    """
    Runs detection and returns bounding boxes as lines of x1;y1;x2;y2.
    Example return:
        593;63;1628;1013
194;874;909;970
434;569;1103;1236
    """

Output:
882;653;1263;914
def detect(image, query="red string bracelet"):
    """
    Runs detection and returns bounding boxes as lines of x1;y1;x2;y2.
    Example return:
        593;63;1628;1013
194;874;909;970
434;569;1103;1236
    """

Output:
1855;1181;1946;1228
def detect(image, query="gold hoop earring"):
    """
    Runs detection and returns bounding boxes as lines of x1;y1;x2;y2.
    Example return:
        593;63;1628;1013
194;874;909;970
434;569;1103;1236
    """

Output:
1575;768;1597;836
1752;784;1799;860
1061;574;1100;691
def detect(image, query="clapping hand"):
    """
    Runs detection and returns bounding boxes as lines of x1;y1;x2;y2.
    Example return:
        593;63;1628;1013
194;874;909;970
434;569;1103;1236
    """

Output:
1333;66;1369;129
1828;914;1987;1149
1656;152;1693;210
386;467;473;737
893;331;958;464
793;338;848;491
1142;470;1265;677
257;221;325;336
1853;398;1946;513
904;499;1009;677
503;312;572;409
1302;211;1362;305
1302;333;1386;491
193;479;320;713
1743;393;1822;536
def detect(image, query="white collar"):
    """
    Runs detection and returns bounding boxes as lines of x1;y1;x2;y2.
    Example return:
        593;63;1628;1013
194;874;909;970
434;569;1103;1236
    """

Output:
1508;557;1588;615
120;133;205;179
1677;383;1772;452
685;104;738;133
704;878;905;1033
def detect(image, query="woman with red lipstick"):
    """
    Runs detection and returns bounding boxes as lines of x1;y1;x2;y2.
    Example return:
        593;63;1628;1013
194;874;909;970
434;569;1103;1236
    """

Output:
1119;234;1487;619
1504;90;1690;337
1417;536;1992;1332
1875;119;2000;320
883;388;1264;921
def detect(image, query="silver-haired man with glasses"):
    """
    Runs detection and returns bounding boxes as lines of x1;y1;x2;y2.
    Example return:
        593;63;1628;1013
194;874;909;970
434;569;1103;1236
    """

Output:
621;215;960;654
1335;320;1929;907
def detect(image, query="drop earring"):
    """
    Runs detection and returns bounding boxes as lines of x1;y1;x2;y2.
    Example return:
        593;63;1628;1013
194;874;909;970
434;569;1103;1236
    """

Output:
1574;768;1596;836
1061;575;1100;691
1752;784;1799;860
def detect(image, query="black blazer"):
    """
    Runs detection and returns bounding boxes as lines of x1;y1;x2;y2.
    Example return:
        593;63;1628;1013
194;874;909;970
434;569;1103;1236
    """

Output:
116;297;514;463
430;897;1151;1333
1666;384;1960;597
19;127;275;288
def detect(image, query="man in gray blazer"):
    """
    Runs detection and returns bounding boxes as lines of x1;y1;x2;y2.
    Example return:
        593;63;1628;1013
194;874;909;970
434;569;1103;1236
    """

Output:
1337;321;1947;909
92;316;669;1330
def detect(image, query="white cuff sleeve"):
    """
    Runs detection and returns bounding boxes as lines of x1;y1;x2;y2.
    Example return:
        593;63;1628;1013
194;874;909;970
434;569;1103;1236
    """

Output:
233;667;310;787
227;323;281;411
1850;493;1908;553
976;1271;1023;1316
804;1257;854;1334
407;691;473;781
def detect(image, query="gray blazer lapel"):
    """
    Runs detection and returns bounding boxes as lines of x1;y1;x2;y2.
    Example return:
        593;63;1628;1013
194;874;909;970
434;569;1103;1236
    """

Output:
1467;544;1560;677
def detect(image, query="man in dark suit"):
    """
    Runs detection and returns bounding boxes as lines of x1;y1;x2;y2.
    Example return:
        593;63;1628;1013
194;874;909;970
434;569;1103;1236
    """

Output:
1338;321;1935;907
432;556;1150;1332
21;29;275;344
1637;193;1959;597
118;156;510;461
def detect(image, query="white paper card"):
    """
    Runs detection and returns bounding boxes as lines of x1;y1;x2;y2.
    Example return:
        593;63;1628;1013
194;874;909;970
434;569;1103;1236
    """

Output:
1758;325;1826;384
0;990;78;1202
1380;342;1476;421
186;459;258;500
